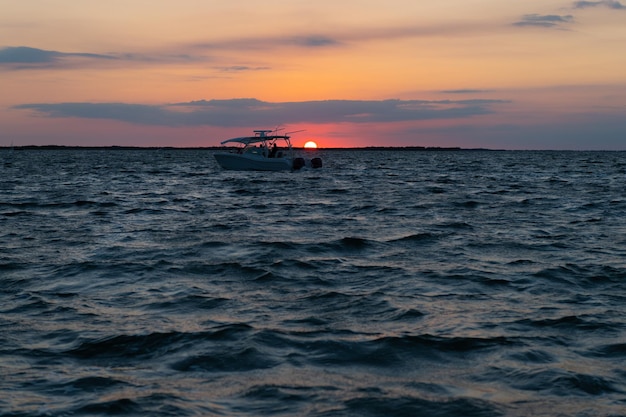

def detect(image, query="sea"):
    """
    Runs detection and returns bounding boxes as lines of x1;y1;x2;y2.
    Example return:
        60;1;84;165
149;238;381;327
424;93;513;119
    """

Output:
1;148;625;417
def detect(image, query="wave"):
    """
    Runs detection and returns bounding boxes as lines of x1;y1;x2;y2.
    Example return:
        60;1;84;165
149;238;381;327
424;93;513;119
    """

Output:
387;232;441;243
482;367;622;397
67;324;254;362
77;398;142;415
587;343;626;358
511;315;606;332
0;200;118;210
172;346;278;373
532;263;626;289
340;396;502;417
259;332;516;368
251;237;379;255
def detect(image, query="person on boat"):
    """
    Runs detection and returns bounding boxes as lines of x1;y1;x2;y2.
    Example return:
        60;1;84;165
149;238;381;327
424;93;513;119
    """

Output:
269;143;278;158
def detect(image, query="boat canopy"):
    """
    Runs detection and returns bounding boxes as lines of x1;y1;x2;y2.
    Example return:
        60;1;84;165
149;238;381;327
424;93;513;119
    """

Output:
220;133;291;146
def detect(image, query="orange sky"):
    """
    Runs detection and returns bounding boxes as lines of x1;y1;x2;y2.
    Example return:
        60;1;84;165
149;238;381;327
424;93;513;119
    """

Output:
2;0;626;149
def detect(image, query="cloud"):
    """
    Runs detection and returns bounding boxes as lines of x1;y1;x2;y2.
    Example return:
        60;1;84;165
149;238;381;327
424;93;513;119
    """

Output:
0;46;115;69
0;46;206;70
0;46;60;63
2;20;499;72
573;0;626;9
215;65;271;72
13;102;179;125
291;35;339;47
14;98;509;127
192;21;497;53
513;14;575;28
194;34;343;51
440;89;493;94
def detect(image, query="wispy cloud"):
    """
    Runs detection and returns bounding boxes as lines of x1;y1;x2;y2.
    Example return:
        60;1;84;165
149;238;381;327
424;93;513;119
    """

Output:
0;46;115;69
14;98;509;127
441;89;493;94
14;102;178;125
0;46;206;70
513;14;575;28
192;21;496;54
194;34;343;51
1;20;502;73
215;65;272;72
292;35;339;47
573;0;626;9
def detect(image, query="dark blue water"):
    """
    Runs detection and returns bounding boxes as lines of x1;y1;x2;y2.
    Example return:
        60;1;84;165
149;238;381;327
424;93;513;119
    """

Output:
1;149;625;416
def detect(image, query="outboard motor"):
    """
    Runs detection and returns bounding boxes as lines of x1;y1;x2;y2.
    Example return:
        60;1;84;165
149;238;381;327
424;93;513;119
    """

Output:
292;157;305;170
311;157;323;169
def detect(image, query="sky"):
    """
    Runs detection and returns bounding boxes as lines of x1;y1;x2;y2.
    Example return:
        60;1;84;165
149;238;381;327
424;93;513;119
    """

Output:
1;0;626;149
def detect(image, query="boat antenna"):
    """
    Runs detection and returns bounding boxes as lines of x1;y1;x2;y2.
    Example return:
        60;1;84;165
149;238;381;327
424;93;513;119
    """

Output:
285;129;306;135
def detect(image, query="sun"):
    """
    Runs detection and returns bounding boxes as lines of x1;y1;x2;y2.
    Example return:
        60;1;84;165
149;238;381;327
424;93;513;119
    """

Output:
304;141;318;149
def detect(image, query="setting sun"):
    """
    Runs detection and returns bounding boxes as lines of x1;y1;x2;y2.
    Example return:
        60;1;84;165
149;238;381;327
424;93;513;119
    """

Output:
304;141;318;149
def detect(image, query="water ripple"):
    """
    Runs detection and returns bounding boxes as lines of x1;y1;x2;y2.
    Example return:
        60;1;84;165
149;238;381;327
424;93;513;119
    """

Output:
2;149;626;416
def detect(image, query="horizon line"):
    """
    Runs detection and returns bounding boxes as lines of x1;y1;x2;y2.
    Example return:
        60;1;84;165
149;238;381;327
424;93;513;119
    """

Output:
4;145;625;152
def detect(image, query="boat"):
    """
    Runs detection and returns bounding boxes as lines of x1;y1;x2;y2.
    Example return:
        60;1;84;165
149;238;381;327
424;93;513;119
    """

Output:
214;129;322;171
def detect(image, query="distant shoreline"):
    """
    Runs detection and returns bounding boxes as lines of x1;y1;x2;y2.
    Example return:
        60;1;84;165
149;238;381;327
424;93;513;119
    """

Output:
2;145;493;151
3;145;624;152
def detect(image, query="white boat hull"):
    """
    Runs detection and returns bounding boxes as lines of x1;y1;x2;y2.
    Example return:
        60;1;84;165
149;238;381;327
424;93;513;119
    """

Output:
214;152;293;171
